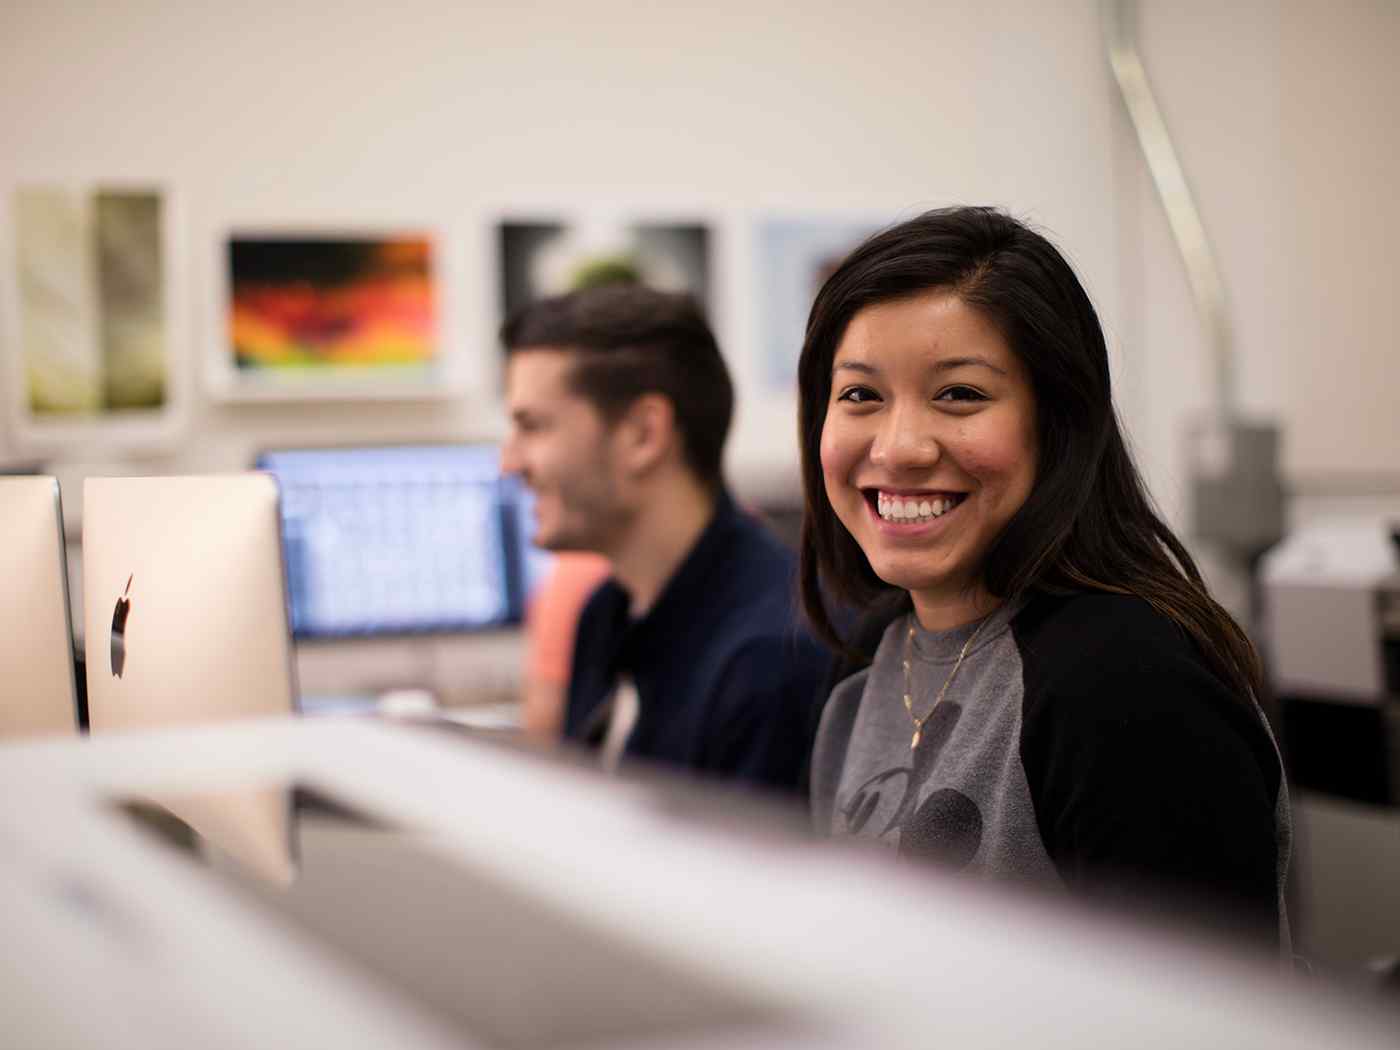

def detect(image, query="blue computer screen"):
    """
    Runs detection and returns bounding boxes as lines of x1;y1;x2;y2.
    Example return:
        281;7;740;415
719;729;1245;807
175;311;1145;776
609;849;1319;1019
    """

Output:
257;445;546;638
502;474;554;605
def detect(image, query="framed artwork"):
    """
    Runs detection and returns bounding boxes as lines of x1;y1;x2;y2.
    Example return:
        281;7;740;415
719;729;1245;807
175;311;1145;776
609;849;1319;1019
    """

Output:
207;227;459;402
754;216;884;390
2;183;184;448
497;215;712;321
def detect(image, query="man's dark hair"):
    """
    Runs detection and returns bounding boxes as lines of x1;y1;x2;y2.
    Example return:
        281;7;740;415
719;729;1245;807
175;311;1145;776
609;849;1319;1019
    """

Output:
501;283;733;488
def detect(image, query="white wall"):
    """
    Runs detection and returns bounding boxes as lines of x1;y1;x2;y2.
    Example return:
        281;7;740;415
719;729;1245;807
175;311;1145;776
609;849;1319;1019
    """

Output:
1121;0;1400;529
0;0;1122;494
1279;0;1400;492
0;0;1395;523
1114;0;1287;529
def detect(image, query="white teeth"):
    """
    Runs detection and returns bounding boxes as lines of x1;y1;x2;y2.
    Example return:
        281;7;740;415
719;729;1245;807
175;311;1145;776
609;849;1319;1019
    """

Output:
875;492;959;523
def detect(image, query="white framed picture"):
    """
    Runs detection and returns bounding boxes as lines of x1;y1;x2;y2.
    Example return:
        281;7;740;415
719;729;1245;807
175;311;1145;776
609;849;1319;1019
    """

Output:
2;182;187;452
204;222;466;403
468;201;728;438
493;208;716;325
753;214;888;390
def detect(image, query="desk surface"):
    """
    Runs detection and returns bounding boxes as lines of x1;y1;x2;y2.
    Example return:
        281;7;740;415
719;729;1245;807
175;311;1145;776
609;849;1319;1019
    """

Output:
2;717;1397;1050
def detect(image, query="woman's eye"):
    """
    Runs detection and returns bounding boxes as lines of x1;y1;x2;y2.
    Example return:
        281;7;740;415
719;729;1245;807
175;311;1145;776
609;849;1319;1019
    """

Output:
934;385;987;403
836;386;880;404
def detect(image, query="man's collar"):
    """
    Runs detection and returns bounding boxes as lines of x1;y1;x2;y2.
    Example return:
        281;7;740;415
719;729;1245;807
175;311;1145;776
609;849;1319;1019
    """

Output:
608;487;740;667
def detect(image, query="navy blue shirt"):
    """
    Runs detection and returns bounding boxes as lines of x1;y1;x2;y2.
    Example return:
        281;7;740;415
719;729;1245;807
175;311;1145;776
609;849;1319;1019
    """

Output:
565;491;829;794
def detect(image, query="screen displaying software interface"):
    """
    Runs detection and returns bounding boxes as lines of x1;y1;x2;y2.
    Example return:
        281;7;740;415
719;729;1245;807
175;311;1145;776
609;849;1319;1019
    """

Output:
0;476;78;736
256;444;550;639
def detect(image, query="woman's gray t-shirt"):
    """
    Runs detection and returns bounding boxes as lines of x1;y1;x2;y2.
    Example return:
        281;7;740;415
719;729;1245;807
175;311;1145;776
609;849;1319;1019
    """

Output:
810;592;1291;949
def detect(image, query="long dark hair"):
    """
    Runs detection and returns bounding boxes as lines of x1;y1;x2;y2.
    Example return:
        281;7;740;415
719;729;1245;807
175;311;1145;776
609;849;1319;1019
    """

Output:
797;206;1263;703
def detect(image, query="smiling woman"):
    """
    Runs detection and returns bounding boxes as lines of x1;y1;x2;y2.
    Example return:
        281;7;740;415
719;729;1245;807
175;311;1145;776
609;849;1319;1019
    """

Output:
820;292;1038;630
799;207;1293;957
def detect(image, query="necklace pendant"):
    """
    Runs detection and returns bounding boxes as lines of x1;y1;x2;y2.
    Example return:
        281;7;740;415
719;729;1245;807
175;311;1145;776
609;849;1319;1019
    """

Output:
910;728;922;750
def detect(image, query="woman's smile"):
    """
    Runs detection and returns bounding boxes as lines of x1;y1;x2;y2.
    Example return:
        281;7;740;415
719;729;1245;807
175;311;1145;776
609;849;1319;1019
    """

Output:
866;488;968;529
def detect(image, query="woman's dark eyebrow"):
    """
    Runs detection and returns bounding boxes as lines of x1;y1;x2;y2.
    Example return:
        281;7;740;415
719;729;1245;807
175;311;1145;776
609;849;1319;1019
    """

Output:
833;356;1007;377
935;355;1007;376
832;361;878;376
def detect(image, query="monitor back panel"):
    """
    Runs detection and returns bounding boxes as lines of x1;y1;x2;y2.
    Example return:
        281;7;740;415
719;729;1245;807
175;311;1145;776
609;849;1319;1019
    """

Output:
83;475;296;731
0;477;78;736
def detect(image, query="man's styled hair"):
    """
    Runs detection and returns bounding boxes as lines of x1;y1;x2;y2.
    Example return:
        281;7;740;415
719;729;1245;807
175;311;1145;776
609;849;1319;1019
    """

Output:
501;284;734;487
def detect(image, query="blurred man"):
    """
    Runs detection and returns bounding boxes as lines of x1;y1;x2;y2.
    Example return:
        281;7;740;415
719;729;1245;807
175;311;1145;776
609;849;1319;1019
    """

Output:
501;284;827;792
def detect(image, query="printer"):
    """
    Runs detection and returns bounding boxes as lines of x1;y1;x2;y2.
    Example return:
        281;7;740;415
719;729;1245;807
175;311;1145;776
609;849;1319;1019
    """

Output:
1260;518;1400;805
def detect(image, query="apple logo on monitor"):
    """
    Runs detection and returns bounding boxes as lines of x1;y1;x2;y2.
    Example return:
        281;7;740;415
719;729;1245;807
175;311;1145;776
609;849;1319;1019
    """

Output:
111;574;133;678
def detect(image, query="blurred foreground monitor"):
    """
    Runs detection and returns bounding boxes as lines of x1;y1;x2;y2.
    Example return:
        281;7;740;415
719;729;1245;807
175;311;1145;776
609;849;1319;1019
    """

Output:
113;777;796;1050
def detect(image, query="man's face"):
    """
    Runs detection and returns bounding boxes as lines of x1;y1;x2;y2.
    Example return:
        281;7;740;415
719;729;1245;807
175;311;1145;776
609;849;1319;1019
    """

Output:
502;349;630;554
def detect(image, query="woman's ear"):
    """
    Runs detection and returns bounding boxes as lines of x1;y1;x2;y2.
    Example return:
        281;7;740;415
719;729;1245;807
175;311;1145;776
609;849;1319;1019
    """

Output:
615;393;676;475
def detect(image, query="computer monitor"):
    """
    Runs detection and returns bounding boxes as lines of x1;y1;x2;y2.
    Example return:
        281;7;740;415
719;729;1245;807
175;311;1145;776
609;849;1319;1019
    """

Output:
82;474;297;731
502;473;554;607
255;444;547;639
0;476;79;736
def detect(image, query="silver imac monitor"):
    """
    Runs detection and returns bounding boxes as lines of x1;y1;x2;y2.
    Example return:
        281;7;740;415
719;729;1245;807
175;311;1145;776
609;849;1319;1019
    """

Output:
0;476;78;736
82;474;297;731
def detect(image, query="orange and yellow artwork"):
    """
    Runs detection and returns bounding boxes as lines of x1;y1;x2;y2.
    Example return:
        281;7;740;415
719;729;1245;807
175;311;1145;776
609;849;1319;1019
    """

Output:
228;236;436;377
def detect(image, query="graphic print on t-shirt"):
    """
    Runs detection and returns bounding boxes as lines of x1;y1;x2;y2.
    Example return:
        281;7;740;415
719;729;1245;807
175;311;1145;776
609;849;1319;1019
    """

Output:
818;610;1063;887
840;700;984;870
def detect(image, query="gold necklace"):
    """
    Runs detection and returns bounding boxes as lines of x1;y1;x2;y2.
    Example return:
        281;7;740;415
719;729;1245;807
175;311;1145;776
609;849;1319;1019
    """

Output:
902;614;989;750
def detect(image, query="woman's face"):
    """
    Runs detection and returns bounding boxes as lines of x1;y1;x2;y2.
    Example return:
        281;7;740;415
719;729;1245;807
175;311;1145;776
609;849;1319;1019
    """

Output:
819;290;1038;627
